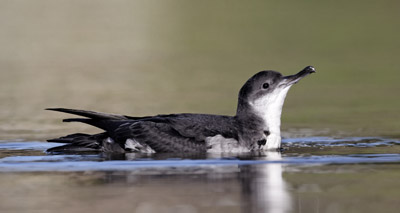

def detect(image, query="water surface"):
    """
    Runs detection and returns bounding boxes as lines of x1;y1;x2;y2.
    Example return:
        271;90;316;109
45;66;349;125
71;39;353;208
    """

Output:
1;137;400;213
1;0;399;140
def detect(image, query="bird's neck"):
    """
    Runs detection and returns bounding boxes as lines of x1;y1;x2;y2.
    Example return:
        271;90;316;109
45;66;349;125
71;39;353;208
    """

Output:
236;86;292;149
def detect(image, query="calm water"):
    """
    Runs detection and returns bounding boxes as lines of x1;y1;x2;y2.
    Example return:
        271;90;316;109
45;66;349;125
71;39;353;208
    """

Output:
1;1;400;213
1;137;400;213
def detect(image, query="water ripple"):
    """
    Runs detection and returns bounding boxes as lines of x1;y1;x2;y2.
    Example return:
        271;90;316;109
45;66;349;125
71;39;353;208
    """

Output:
0;137;399;172
282;137;400;147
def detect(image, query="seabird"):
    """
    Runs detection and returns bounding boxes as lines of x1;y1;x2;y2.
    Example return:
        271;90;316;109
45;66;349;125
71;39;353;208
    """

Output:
47;66;315;153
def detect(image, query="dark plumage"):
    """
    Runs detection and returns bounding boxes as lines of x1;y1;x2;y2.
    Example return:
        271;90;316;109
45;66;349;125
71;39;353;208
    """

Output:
47;66;315;153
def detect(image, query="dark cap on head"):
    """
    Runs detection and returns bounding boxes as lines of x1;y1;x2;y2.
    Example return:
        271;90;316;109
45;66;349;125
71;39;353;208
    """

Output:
236;66;315;115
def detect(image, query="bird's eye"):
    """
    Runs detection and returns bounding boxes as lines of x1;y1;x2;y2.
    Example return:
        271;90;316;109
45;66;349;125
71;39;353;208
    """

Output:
262;83;269;89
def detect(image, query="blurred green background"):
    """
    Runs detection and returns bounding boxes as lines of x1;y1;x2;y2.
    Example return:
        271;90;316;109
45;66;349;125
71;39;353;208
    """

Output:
0;0;399;140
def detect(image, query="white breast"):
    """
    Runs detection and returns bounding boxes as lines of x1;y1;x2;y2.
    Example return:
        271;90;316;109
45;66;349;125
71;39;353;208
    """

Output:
206;135;249;153
251;86;292;150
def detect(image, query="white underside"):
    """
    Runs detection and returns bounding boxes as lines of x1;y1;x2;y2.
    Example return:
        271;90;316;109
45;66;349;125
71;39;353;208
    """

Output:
206;135;249;153
251;85;292;150
102;137;155;153
125;138;155;153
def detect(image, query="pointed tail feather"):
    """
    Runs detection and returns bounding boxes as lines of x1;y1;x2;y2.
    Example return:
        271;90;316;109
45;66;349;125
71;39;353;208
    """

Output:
47;144;100;153
46;108;129;120
46;132;106;152
62;118;130;132
47;133;91;143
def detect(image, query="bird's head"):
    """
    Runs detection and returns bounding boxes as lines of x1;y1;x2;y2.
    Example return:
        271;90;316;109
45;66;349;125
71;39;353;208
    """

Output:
237;66;316;120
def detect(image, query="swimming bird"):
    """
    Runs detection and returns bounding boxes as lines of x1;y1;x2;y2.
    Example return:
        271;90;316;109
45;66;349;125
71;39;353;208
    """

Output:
47;66;315;153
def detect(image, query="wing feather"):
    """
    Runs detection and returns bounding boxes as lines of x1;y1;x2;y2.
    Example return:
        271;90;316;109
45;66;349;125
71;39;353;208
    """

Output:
114;121;207;153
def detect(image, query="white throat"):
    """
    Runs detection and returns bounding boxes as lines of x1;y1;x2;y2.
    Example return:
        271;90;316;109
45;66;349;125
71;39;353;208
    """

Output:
251;86;292;150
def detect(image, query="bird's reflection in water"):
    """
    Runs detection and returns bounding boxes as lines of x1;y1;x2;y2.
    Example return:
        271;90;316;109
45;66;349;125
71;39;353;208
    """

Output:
95;151;292;213
240;151;292;213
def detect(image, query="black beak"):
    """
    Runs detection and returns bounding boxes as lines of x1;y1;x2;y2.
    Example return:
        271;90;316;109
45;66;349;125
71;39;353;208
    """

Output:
282;66;316;86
